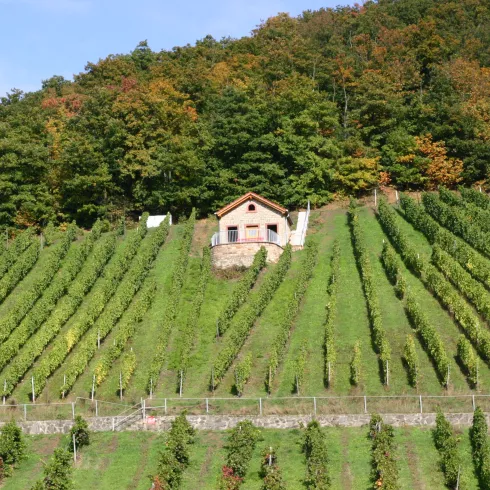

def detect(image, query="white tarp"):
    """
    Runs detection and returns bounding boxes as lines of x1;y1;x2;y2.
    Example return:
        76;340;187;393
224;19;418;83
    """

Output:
142;215;172;228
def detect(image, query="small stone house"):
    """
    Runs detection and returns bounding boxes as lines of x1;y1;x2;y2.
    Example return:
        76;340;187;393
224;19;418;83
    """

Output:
210;192;293;269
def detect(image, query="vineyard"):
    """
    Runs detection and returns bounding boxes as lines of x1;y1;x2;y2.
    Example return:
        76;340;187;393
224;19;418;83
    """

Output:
1;422;483;489
3;189;490;407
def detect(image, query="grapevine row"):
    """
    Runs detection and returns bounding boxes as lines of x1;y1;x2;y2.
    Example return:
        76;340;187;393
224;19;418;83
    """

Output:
432;244;490;323
422;192;490;257
0;234;116;378
92;279;157;389
0;241;39;304
440;187;490;236
381;240;449;385
217;247;267;336
324;239;340;387
60;216;170;396
369;414;400;490
378;200;490;365
0;228;35;279
10;214;149;399
349;203;391;384
470;407;490;487
266;241;318;393
177;246;211;393
400;194;490;290
405;291;450;385
302;420;331;489
145;210;196;393
0;222;81;343
211;245;292;390
460;186;490;209
432;411;467;489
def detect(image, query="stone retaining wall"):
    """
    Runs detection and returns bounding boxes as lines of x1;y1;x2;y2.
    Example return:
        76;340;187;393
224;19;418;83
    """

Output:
2;412;484;435
212;242;283;269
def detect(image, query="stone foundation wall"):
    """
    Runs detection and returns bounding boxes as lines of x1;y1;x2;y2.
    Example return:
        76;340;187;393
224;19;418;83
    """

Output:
212;242;283;269
3;412;484;435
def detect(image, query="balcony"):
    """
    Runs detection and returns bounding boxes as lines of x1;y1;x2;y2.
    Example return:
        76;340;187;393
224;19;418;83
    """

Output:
211;229;281;247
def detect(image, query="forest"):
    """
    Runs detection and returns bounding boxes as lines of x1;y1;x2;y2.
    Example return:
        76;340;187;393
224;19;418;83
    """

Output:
1;0;490;228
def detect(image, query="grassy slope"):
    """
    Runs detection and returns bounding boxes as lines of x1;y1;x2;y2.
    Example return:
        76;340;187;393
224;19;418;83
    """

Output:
4;426;465;490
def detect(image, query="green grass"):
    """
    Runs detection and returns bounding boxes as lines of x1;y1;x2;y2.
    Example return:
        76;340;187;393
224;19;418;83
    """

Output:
4;425;465;489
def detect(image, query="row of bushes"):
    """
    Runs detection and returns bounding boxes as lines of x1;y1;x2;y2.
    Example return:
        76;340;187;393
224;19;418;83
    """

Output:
302;420;330;489
422;192;490;258
433;411;466;489
0;222;79;343
92;279;157;388
0;228;35;278
380;241;422;386
349;202;391;384
378;200;490;380
470;407;490;489
152;413;196;489
177;246;212;393
460;187;490;209
266;241;318;394
146;210;196;394
401;193;490;290
217;247;267;336
324;239;340;387
432;244;490;323
369;414;399;490
211;245;292;390
28;214;150;398
439;188;490;234
260;447;286;490
0;234;118;398
0;241;39;304
60;215;170;396
219;420;260;489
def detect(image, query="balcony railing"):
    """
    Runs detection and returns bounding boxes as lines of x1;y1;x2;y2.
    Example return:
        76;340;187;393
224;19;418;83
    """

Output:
211;229;281;247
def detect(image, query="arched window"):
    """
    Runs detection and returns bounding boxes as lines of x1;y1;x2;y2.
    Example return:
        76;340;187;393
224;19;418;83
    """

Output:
248;203;256;212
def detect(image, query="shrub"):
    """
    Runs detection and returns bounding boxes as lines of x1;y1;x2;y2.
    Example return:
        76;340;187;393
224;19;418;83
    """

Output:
152;413;195;489
68;416;89;453
31;448;73;490
260;447;286;490
234;353;252;397
369;414;399;490
432;411;465;489
403;335;418;387
0;420;26;474
350;341;362;386
470;407;490;488
302;420;330;489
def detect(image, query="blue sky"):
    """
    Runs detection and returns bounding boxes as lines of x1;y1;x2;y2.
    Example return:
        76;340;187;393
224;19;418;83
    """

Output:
0;0;352;96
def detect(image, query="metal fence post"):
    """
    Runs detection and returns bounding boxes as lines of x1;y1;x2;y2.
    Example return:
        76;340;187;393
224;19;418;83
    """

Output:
472;395;476;411
313;397;317;416
419;395;423;414
205;398;209;414
95;400;98;418
364;396;367;414
164;398;167;415
71;402;75;420
259;398;262;416
24;404;27;421
143;399;146;420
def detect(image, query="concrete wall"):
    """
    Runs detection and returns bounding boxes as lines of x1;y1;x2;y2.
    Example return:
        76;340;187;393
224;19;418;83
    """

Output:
4;412;486;435
212;242;283;269
218;198;290;246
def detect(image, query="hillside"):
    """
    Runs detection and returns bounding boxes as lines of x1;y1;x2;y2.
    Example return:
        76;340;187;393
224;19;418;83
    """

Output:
1;188;490;411
1;0;490;229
